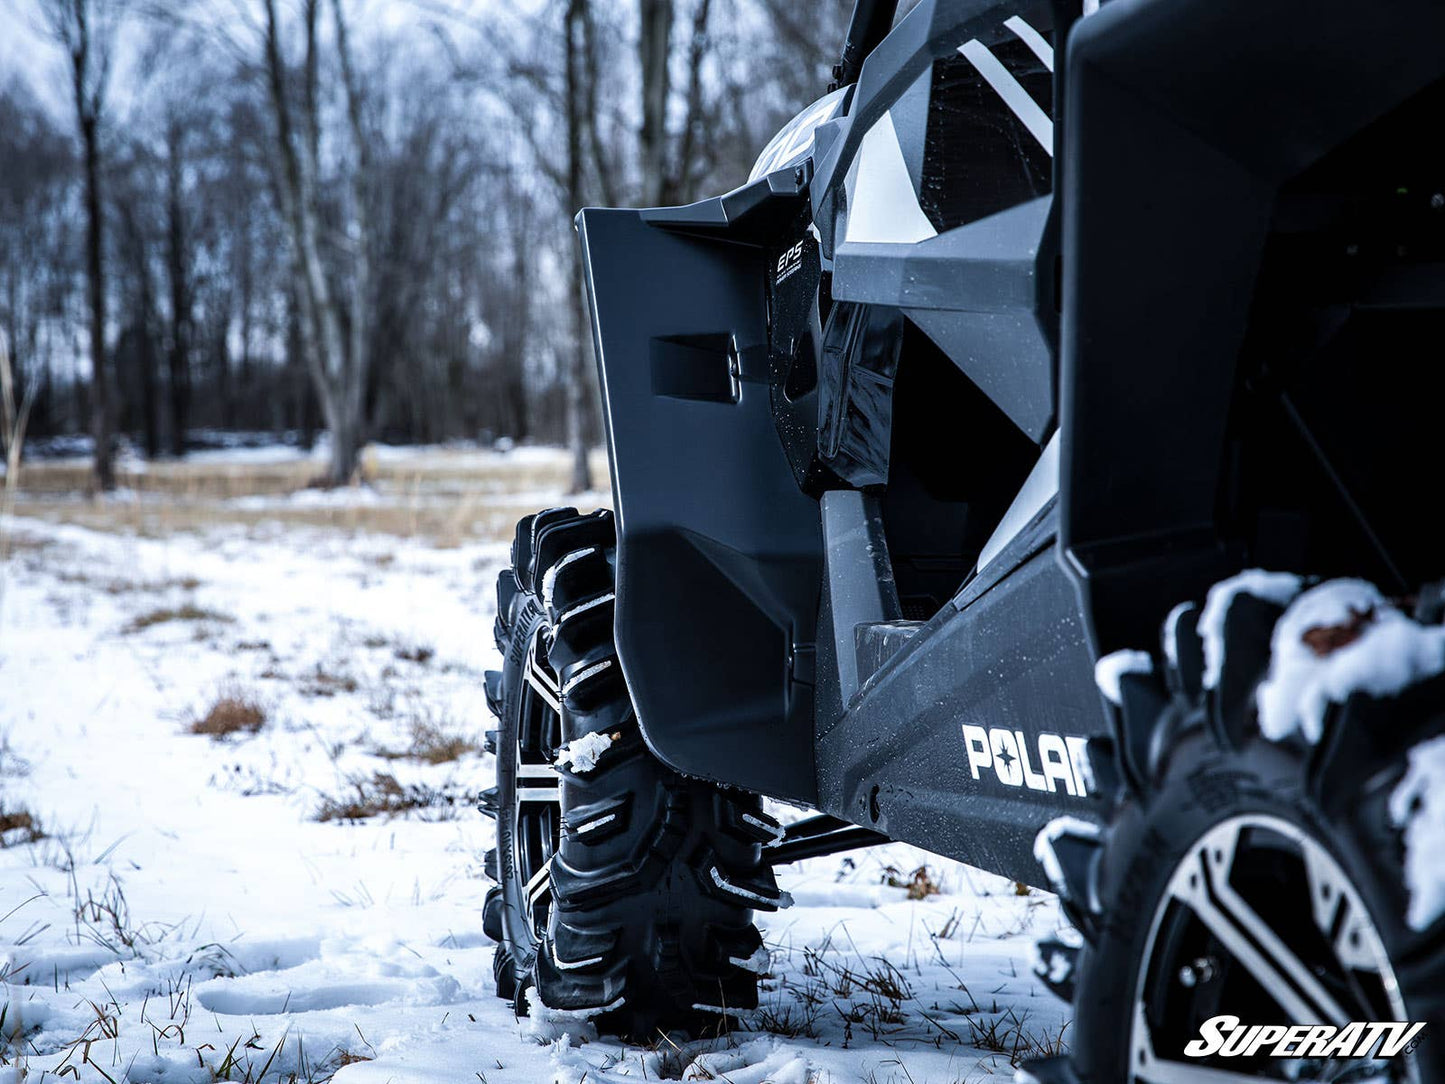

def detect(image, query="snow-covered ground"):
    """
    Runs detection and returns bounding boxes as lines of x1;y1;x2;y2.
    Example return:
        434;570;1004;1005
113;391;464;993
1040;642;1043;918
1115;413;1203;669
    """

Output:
0;452;1069;1083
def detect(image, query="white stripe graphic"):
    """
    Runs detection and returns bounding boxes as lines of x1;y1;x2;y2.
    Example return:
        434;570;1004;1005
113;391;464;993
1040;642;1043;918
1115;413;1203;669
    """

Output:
1004;16;1054;72
958;39;1054;156
843;111;939;245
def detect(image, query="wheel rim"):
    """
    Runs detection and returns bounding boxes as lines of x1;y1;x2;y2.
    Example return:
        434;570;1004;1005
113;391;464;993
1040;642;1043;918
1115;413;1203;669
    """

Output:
514;625;563;944
1130;813;1416;1084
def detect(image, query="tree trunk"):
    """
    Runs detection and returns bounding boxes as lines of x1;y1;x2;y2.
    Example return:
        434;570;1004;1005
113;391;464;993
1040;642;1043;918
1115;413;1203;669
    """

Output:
566;272;592;494
139;321;159;459
564;0;593;494
80;111;112;490
330;0;371;487
165;124;190;456
638;0;673;208
122;205;161;460
503;211;531;442
263;0;355;486
664;0;713;205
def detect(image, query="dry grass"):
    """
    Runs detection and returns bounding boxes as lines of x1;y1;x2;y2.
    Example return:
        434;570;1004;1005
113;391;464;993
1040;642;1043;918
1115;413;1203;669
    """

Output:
0;805;45;847
374;714;479;765
0;731;30;779
299;662;360;698
965;1007;1070;1066
884;865;942;900
4;447;611;546
124;603;233;633
0;532;45;554
9;494;604;546
54;569;202;594
392;640;435;664
188;690;268;739
315;771;465;823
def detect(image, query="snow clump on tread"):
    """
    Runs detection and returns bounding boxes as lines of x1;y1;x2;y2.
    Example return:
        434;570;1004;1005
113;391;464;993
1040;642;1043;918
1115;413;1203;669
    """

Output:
1199;570;1304;690
1389;734;1445;931
553;730;616;773
729;945;773;974
1094;649;1153;706
1256;579;1445;743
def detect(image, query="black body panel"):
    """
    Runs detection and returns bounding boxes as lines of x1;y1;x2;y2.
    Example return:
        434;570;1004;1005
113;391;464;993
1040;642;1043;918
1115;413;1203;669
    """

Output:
816;523;1106;886
1059;0;1445;655
819;0;1072;444
575;0;1445;892
577;207;822;805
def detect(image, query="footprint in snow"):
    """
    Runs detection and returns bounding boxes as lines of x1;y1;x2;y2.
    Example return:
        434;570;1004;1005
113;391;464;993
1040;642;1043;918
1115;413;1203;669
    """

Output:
196;970;460;1015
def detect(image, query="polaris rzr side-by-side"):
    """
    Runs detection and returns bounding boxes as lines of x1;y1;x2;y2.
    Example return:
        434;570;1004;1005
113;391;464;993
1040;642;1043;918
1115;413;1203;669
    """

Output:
481;1;1445;1079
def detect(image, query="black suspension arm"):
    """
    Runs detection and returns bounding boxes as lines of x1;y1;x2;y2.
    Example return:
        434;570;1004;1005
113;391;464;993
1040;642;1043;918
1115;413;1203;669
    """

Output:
764;814;889;865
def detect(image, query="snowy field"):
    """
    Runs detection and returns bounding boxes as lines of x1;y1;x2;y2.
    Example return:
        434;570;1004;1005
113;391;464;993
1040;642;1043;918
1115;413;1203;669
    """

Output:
1;446;1069;1084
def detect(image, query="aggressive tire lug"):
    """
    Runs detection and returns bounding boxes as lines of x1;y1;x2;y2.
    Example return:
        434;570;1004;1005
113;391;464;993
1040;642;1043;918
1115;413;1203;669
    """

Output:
1033;818;1104;940
478;786;499;817
486;508;770;1036
1210;593;1287;750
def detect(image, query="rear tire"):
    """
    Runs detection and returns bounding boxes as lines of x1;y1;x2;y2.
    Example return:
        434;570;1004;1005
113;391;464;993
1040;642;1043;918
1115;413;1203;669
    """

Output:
1044;575;1445;1083
483;507;785;1038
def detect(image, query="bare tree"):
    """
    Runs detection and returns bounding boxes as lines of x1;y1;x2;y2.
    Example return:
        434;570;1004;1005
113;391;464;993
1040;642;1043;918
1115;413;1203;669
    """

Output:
112;150;162;458
637;0;672;207
328;0;374;480
6;0;847;465
0;82;76;440
42;0;123;491
162;115;191;455
637;0;716;207
258;0;371;484
563;0;593;494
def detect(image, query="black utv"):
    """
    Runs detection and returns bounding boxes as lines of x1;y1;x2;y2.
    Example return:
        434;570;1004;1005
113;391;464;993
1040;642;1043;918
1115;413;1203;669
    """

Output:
481;1;1445;1079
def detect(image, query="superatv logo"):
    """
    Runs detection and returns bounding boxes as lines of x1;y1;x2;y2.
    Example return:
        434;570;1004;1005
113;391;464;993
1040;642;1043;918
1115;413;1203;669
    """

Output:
1185;1015;1425;1059
961;725;1092;798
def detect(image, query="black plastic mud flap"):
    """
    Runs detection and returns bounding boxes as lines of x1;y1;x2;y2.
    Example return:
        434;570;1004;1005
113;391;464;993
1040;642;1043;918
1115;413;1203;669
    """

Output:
576;208;823;804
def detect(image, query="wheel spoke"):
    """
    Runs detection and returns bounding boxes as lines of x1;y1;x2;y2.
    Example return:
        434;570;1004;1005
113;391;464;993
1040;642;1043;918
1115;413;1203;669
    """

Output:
1303;841;1388;978
525;660;562;714
1137;814;1414;1084
524;858;551;906
1168;822;1349;1027
516;754;560;804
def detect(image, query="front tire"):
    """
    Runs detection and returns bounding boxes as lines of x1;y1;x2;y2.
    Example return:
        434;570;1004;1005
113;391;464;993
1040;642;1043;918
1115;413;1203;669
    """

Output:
482;507;785;1038
1042;575;1445;1083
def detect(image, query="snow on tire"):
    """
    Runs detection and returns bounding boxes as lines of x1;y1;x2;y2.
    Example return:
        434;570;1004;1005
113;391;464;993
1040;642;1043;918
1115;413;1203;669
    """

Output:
1031;572;1445;1084
482;507;783;1038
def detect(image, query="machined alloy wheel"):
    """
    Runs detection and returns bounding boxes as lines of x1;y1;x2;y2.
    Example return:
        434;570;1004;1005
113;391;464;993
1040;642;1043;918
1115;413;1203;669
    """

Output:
1130;814;1412;1083
1033;575;1445;1084
513;626;562;944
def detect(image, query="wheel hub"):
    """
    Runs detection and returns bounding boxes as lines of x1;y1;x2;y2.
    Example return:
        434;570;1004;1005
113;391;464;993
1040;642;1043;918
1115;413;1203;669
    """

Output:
1131;813;1415;1084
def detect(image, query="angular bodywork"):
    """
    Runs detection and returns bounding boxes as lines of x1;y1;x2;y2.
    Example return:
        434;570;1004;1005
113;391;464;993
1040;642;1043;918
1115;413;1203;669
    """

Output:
579;0;1445;887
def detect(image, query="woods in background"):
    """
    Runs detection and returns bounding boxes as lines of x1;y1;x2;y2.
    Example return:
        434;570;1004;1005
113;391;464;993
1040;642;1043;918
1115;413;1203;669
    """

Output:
0;0;852;490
